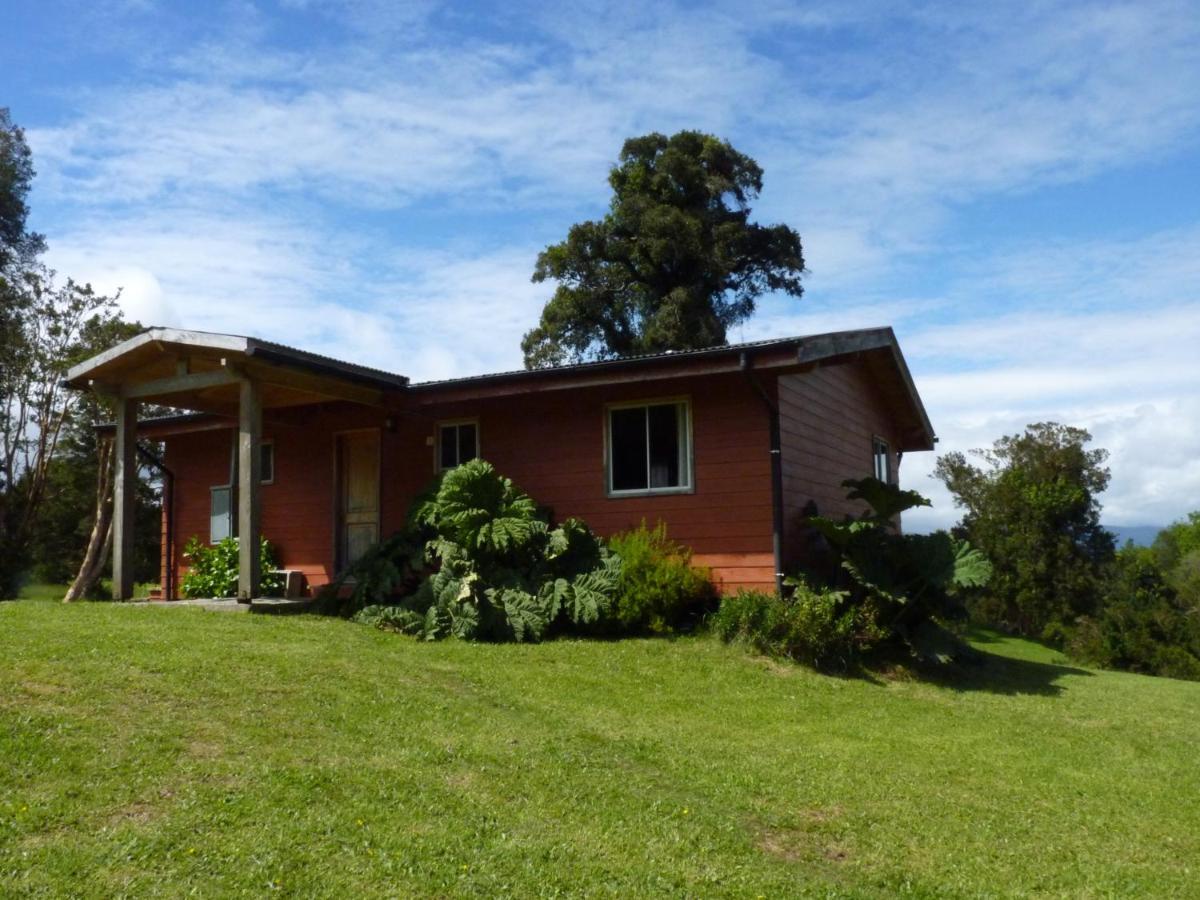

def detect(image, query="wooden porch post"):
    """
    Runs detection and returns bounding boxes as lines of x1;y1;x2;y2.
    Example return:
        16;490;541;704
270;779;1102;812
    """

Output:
237;377;262;601
112;397;138;600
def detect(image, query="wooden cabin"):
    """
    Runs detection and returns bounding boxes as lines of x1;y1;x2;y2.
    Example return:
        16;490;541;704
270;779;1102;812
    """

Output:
65;327;935;600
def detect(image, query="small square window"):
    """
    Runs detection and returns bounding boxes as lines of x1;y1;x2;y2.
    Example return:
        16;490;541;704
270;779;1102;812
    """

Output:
438;421;479;470
607;400;692;495
872;437;892;484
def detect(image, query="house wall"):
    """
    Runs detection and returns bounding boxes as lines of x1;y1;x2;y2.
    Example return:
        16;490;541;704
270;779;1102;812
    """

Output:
417;373;776;593
161;362;918;598
777;360;905;568
163;371;777;596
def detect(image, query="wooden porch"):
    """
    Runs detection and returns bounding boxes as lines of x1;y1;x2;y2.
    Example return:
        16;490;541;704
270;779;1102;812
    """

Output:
64;328;408;601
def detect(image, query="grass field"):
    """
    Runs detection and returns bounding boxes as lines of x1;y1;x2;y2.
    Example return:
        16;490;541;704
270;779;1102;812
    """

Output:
2;597;1198;897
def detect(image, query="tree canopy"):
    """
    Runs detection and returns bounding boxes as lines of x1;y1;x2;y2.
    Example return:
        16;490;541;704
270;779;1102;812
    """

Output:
521;130;804;368
934;422;1115;638
0;107;45;270
0;108;144;598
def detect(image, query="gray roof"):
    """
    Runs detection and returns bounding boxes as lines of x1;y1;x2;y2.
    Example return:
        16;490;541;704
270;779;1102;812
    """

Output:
65;327;409;390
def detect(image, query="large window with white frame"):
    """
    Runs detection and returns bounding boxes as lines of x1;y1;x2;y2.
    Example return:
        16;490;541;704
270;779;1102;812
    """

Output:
606;399;693;495
438;420;479;471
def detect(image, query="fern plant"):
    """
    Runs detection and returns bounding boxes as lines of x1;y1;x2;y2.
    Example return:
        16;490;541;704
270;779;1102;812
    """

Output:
343;459;622;642
801;477;992;664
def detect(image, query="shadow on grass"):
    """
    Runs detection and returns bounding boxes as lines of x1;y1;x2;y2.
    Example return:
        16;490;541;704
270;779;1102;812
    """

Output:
918;648;1093;697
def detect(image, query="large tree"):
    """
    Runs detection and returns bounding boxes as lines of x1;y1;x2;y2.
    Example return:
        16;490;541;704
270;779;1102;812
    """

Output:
0;108;136;598
521;130;804;368
934;422;1115;638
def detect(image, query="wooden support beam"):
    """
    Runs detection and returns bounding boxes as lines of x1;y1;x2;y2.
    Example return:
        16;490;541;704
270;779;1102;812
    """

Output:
112;398;138;600
121;367;242;400
243;360;384;407
237;378;262;601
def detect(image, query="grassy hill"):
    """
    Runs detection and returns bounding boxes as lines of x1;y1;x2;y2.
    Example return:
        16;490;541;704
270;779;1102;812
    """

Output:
2;599;1198;897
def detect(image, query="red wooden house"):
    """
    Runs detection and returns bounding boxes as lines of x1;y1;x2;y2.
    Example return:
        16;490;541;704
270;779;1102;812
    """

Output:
66;327;935;601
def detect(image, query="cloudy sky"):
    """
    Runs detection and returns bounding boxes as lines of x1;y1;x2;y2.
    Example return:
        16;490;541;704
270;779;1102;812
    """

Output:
5;0;1200;531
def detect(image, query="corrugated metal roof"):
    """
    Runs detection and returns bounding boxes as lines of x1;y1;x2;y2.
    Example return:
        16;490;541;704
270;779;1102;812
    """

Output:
409;334;818;388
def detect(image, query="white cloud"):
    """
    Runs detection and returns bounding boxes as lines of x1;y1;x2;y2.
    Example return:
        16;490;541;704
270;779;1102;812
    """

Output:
19;0;1200;534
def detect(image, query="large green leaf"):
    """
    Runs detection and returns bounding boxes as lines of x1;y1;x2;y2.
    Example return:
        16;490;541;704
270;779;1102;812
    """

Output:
842;477;932;522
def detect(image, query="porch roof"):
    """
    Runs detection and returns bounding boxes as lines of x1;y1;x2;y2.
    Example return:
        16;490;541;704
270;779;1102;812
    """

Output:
64;327;408;413
71;326;936;451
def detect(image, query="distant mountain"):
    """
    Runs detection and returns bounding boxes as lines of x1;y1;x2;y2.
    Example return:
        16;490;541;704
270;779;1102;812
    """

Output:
1105;525;1164;547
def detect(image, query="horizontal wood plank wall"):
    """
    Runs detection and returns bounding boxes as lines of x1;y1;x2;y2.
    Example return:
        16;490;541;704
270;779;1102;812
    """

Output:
417;373;776;594
162;374;779;596
164;404;394;594
778;361;904;568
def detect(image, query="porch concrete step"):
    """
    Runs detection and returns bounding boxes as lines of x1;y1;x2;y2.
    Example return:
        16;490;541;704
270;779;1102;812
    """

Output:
248;596;316;615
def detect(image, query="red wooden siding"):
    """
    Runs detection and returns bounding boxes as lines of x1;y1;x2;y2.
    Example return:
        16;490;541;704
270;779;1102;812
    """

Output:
162;373;777;596
418;373;777;593
161;362;911;599
778;361;904;567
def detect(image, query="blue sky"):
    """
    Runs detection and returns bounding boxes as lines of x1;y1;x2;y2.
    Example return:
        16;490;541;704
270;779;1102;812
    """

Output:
5;0;1200;530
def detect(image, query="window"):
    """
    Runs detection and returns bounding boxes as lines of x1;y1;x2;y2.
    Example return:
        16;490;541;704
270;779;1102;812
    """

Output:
873;436;892;484
438;421;479;470
210;486;232;542
260;441;274;484
607;400;692;494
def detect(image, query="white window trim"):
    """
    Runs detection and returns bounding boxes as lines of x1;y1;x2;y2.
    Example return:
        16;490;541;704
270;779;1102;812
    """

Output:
261;439;275;486
210;484;233;543
604;397;695;498
872;435;892;484
436;418;481;472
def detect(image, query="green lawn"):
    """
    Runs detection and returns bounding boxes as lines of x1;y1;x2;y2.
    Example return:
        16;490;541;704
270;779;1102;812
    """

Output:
2;601;1197;898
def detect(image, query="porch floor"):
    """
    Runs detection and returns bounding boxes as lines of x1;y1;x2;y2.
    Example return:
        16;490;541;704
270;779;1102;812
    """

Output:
137;597;315;614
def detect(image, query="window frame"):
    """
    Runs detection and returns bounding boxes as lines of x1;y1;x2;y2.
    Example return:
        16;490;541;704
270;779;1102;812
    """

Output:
209;484;233;543
436;418;481;472
260;439;275;486
604;397;694;498
872;435;893;485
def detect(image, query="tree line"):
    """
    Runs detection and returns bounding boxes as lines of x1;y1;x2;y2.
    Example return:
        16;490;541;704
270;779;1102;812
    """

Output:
937;423;1200;680
1;108;157;599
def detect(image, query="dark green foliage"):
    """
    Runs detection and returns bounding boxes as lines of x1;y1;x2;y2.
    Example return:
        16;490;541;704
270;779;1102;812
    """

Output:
352;604;426;635
935;422;1114;638
607;521;717;633
1;108;132;598
178;536;283;599
710;584;870;672
521;130;804;368
317;532;424;617
1066;542;1200;681
0;107;45;269
803;477;991;665
1150;512;1200;605
343;460;622;642
712;478;989;672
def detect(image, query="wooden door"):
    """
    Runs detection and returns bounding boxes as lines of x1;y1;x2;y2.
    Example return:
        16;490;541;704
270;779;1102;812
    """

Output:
336;431;380;570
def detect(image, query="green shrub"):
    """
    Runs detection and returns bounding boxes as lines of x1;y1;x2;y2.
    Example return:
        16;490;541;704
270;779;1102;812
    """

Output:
317;532;425;617
1063;544;1200;681
710;582;870;672
179;536;283;599
353;604;426;635
342;459;622;642
802;477;991;665
607;521;717;633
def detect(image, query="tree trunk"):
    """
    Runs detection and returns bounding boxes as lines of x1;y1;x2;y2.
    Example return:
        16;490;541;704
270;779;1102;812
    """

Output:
63;439;114;603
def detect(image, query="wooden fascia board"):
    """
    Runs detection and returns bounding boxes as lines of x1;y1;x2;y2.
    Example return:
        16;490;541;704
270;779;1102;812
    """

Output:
408;351;803;405
65;329;251;386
